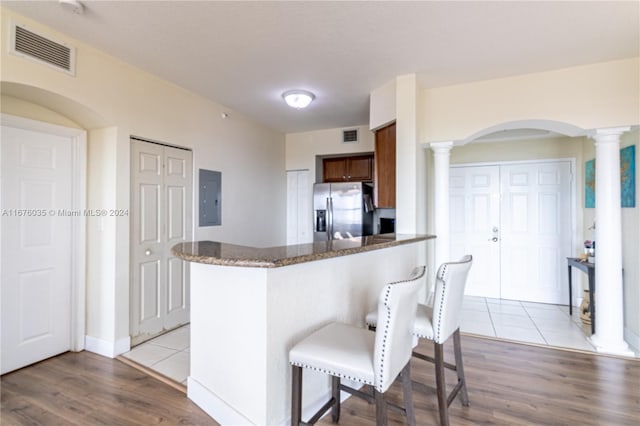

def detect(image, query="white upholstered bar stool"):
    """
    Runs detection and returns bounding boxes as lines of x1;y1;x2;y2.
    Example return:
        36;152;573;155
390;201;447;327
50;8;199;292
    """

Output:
365;255;473;426
289;266;426;426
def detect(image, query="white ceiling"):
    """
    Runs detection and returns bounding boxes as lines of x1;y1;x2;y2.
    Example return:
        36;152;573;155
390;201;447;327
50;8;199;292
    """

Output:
3;1;639;134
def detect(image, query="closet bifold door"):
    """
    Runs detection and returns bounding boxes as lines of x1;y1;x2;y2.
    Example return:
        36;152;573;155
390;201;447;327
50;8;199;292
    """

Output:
130;138;192;345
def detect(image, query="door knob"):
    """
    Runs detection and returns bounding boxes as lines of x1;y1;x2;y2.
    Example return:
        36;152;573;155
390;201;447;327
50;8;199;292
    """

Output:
145;249;152;256
488;237;498;242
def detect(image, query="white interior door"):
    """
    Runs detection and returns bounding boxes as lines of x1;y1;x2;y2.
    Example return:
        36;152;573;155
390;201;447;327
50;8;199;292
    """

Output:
1;125;73;374
131;139;192;344
163;146;192;327
450;160;573;304
286;170;311;244
450;166;501;298
500;162;572;303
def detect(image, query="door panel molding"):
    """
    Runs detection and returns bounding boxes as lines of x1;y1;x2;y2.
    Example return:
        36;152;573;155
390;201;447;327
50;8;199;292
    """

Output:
451;158;575;304
130;138;192;345
1;113;86;374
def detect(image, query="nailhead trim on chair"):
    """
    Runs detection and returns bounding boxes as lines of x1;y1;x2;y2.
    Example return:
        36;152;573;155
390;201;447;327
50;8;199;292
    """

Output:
376;284;392;393
290;266;426;393
375;266;426;392
288;361;374;386
434;263;448;344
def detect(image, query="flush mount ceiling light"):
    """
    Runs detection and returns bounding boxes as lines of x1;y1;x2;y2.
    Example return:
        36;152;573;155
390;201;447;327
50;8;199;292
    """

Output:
59;0;85;15
282;90;315;109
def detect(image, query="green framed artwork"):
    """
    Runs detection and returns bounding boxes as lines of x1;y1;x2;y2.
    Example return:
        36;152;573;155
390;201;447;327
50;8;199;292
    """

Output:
585;145;636;208
585;159;595;208
621;145;636;207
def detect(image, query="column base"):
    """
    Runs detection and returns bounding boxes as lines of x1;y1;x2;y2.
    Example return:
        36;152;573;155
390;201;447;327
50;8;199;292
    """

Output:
589;334;635;357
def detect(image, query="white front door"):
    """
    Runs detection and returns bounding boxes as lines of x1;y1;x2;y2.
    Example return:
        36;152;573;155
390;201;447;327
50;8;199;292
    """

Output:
451;161;573;304
131;139;192;344
1;125;73;374
500;162;572;303
450;166;501;298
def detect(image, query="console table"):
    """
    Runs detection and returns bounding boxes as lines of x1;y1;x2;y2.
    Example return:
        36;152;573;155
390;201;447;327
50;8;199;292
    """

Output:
567;257;595;334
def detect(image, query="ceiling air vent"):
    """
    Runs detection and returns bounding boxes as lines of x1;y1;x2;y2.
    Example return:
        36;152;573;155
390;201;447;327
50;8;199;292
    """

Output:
10;22;76;75
342;128;359;144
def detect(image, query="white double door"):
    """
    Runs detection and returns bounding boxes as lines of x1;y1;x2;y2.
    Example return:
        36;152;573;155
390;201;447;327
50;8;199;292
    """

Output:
131;139;192;344
1;122;81;374
450;161;573;304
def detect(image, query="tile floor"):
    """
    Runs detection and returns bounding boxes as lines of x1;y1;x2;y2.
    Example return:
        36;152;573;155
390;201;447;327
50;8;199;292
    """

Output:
121;325;190;386
122;297;638;384
460;296;598;352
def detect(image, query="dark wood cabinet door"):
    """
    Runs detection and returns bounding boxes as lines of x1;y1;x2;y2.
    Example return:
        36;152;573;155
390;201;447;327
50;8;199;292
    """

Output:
346;156;373;181
323;157;347;182
323;155;373;182
375;122;396;208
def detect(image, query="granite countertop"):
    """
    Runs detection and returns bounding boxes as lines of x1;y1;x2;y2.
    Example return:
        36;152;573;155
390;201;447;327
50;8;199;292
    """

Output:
172;233;435;268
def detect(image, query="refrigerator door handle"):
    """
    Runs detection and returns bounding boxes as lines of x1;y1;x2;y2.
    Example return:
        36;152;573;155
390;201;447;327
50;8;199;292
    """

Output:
327;197;333;240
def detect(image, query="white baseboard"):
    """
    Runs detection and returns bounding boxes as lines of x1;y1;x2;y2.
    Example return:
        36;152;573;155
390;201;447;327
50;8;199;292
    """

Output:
187;376;254;425
624;326;640;353
84;335;131;358
187;376;361;426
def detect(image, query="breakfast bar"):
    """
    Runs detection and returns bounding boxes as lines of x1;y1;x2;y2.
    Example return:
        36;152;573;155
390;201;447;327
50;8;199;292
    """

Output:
172;234;433;425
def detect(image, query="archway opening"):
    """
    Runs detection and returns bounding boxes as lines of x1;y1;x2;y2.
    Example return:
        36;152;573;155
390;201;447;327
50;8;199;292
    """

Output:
450;119;595;353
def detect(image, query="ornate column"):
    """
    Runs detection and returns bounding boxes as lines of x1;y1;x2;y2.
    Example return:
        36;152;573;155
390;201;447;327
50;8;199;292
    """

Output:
430;141;454;270
590;126;633;355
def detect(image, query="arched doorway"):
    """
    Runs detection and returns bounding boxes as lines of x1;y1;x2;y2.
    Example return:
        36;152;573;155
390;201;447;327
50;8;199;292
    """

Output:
0;82;115;366
437;120;599;351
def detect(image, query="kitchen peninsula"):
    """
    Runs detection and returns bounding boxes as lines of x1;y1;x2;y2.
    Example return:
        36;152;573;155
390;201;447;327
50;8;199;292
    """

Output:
173;234;433;425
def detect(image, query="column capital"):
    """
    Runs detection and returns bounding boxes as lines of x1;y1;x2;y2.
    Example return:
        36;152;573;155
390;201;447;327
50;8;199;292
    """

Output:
591;126;631;143
429;141;454;153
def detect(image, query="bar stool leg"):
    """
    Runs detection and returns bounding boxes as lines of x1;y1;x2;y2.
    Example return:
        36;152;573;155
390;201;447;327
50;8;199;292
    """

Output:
434;342;449;426
374;389;387;426
401;362;416;426
453;329;469;406
331;376;341;423
291;365;302;426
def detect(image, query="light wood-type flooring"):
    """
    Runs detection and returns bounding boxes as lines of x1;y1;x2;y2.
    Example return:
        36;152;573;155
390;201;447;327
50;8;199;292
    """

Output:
2;335;639;425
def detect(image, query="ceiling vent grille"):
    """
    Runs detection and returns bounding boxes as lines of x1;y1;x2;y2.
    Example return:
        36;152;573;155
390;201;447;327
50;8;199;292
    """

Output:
342;128;359;144
10;22;75;75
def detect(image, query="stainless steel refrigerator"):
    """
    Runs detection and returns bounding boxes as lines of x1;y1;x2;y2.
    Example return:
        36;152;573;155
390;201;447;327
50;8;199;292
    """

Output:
313;182;374;241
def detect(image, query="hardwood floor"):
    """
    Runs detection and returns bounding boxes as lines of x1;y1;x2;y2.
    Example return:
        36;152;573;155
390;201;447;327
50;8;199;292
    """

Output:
318;335;640;425
1;351;217;425
2;335;638;425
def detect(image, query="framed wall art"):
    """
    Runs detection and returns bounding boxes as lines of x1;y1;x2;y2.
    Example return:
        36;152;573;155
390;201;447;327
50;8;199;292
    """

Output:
585;145;636;208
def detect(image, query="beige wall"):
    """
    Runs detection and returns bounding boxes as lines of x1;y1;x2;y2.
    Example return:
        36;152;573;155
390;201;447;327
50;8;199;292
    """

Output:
1;95;81;128
369;78;396;131
286;124;375;173
1;8;286;348
422;58;639;143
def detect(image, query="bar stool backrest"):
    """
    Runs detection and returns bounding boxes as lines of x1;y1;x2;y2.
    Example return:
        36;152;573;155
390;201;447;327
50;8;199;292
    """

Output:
373;265;426;393
431;255;473;344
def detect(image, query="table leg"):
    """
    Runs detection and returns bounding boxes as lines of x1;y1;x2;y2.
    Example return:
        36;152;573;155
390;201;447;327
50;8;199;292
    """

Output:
567;265;573;316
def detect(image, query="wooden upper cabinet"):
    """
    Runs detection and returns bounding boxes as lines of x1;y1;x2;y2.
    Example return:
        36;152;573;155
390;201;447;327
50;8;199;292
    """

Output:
323;158;348;182
322;155;373;182
374;122;396;208
346;156;373;181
